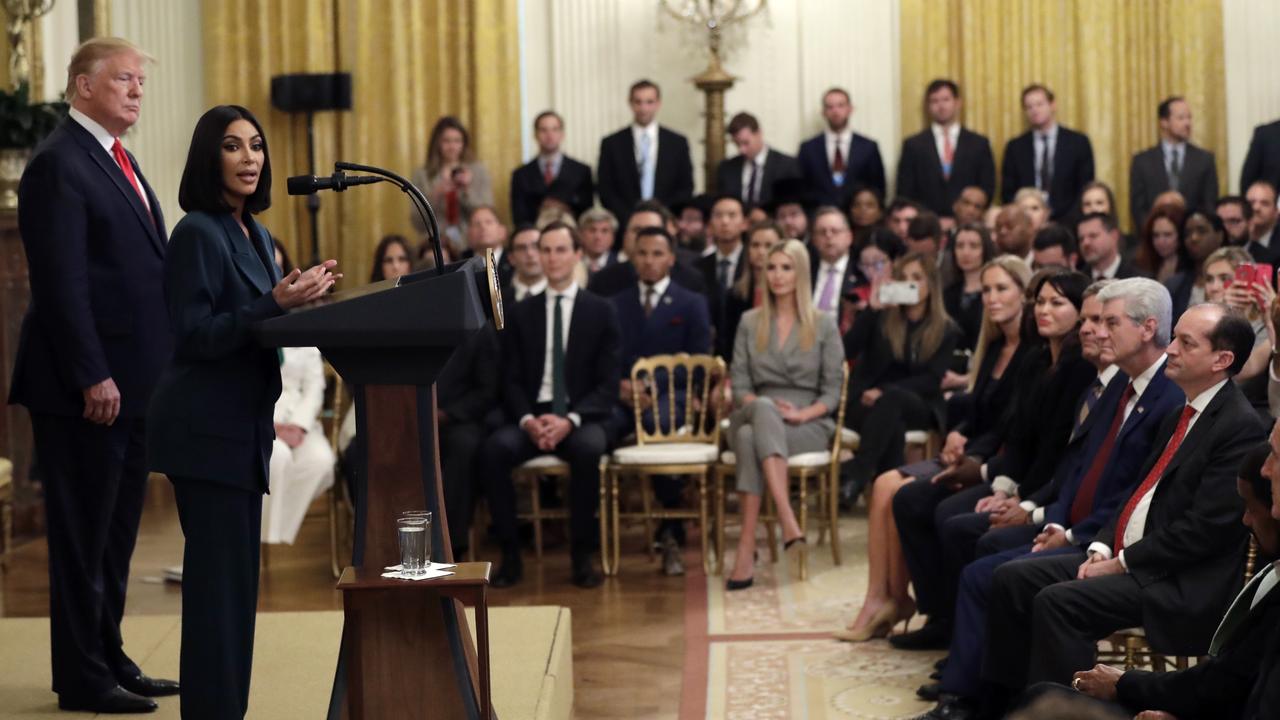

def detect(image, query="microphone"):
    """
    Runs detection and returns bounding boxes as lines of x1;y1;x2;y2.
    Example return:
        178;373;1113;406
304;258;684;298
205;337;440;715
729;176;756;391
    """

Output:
286;171;383;195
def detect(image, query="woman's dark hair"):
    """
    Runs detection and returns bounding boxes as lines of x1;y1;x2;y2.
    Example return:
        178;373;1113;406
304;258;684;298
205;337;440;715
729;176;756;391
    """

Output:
425;115;472;176
1135;206;1190;276
847;184;885;219
858;226;906;260
271;236;293;275
1030;268;1089;358
370;234;413;282
1240;442;1273;508
178;105;272;215
949;223;998;280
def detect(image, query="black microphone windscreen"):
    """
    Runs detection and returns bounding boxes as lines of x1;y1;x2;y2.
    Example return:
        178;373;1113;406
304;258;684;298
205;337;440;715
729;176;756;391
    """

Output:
287;175;318;195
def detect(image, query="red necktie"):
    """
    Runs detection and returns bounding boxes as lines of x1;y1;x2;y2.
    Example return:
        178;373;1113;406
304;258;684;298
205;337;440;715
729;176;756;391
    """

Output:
832;142;846;173
1113;404;1196;552
111;139;148;208
543;160;555;187
1070;383;1134;525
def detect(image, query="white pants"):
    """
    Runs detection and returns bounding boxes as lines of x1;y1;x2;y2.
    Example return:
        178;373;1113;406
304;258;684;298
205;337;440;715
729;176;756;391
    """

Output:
262;432;335;545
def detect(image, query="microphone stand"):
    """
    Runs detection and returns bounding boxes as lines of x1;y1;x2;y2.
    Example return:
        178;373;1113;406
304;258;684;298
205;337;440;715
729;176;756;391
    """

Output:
333;161;445;274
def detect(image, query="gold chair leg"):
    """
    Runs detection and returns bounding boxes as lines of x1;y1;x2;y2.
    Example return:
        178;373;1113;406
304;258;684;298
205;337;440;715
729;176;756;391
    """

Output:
797;472;808;581
530;475;543;560
828;467;842;566
698;470;712;575
0;494;10;572
612;467;622;575
599;464;614;576
764;493;779;563
714;467;726;576
641;474;655;561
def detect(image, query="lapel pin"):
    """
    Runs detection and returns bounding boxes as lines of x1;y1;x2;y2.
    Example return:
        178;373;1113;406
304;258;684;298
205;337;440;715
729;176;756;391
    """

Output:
663;296;672;304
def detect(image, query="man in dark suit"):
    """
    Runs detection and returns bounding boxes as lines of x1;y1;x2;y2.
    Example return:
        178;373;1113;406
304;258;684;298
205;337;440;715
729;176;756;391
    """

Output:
510;110;594;226
480;222;621;589
918;280;1184;717
587;201;706;299
1245;180;1280;265
612;226;713;575
716;112;801;210
504;225;548;305
1079;213;1143;281
579;207;622;278
896;79;996;219
1241;117;1280;193
1217;195;1253;247
463;205;515;286
437;324;501;558
1129;97;1219;230
1001;84;1095;221
808;207;861;334
797;87;886;209
992;205;1034;264
979;303;1265;714
767;177;815;245
10;38;177;714
697;196;749;359
597;79;694;231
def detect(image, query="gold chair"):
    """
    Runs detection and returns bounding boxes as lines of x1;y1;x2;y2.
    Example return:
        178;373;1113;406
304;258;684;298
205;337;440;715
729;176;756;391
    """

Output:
604;354;727;576
511;454;572;560
0;457;12;571
715;362;851;580
1097;535;1258;671
324;363;354;579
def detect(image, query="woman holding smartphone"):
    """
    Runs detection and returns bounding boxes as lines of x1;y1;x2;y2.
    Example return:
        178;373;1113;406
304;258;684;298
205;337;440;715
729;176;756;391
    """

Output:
1202;247;1274;417
411;116;493;258
147;105;337;719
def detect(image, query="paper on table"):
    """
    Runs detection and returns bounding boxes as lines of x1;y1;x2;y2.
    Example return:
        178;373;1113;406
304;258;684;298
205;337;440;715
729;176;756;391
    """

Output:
384;562;456;571
381;568;455;581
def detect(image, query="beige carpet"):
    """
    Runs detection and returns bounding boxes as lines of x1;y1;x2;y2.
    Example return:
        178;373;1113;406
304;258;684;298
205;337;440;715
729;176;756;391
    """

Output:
0;607;571;720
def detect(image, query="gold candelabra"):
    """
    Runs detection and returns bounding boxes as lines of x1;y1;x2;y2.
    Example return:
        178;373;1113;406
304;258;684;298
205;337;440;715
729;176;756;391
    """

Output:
659;0;767;193
4;0;55;90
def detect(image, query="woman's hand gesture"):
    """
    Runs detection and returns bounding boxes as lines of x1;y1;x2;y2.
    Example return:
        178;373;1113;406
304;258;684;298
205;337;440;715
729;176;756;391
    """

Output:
273;259;340;310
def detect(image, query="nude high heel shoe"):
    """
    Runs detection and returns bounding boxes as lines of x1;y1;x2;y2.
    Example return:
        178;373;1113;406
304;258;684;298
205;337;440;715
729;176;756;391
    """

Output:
833;599;899;642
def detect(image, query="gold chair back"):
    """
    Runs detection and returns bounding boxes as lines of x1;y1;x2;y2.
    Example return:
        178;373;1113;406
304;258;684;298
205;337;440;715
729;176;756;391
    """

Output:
629;353;728;447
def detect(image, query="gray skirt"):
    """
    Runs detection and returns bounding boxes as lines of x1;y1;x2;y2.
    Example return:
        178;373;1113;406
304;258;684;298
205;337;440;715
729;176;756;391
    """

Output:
728;395;834;495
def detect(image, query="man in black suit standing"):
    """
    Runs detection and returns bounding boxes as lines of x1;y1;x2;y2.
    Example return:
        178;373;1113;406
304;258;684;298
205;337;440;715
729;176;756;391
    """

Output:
1079;213;1142;281
797;87;886;208
1245;180;1280;265
510;110;594;226
1129;97;1219;230
980;303;1265;712
896;79;995;219
1241;117;1280;193
480;222;621;589
1001;84;1095;221
697;196;749;359
11;38;177;713
597;80;694;231
716;112;801;210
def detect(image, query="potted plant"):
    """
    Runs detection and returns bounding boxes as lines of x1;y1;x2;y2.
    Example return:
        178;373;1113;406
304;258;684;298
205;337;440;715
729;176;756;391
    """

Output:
0;82;68;210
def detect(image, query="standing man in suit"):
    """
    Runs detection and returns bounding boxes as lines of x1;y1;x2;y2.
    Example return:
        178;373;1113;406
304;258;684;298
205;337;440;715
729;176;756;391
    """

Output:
1245;180;1280;265
597;80;694;231
980;303;1265;711
1001;84;1095;221
1130;97;1219;231
896;79;996;219
480;222;621;589
510;110;594;226
612;226;713;574
697;196;749;359
1241;117;1280;193
1079;213;1142;281
798;87;886;209
716;112;801;210
11;38;178;713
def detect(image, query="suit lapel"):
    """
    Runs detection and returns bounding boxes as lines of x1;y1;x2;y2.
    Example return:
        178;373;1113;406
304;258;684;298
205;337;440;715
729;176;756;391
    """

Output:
528;298;548;389
1157;384;1230;478
1209;564;1275;656
219;214;272;295
68;121;163;254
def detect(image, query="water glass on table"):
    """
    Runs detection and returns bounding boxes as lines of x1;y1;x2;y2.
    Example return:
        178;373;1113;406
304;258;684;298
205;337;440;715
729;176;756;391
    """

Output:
397;510;432;577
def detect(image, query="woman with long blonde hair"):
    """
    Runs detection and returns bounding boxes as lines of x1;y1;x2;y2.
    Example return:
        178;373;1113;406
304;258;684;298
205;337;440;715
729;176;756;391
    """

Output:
725;240;845;589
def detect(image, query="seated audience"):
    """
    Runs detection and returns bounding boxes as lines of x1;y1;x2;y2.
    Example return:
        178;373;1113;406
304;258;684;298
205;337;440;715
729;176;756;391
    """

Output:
981;303;1264;712
905;212;944;263
1013;187;1050;232
951;186;989;229
724;240;844;589
887;198;923;244
505;224;548;305
1079;180;1136;258
992;204;1034;264
809;207;860;331
891;268;1093;652
725;222;784;351
767;177;814;243
838;256;1033;641
1031;224;1078;271
840;253;959;505
853;227;907;308
1217;194;1253;247
510;110;594;225
673;195;710;255
1202;247;1274;419
611;226;713;575
412;116;493;257
1175;209;1226;313
579;207;622;277
698;196;750;358
1134;206;1190;284
370;234;413;282
463;205;514;285
588;200;706;298
479;222;621;589
920;278;1183;717
943;223;997;358
848;185;885;241
1079;212;1141;281
1246;180;1280;265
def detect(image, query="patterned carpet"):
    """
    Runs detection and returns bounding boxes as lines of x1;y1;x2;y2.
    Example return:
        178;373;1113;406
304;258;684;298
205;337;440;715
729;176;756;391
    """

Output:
684;516;945;720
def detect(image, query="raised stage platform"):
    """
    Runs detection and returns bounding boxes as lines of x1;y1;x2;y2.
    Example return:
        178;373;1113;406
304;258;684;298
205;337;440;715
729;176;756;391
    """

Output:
0;606;572;719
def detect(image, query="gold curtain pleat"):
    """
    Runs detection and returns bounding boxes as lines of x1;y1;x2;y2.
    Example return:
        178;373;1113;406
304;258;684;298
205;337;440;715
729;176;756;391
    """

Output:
900;0;1226;233
202;0;520;286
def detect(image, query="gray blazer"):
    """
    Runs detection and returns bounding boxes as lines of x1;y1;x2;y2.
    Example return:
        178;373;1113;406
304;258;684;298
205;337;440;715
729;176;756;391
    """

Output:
1129;142;1218;230
730;309;844;419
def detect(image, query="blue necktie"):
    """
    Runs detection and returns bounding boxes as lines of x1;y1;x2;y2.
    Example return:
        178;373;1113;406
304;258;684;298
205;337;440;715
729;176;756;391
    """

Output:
639;132;655;200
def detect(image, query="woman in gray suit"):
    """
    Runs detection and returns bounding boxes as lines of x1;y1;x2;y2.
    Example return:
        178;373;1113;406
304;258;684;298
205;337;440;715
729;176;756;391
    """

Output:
726;239;845;589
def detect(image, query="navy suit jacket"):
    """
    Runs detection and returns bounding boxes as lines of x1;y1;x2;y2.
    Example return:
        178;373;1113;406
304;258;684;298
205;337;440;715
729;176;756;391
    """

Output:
797;132;886;208
1001;125;1095;220
146;211;284;492
1042;362;1184;546
895;127;996;216
596;126;694;226
10;118;172;419
612;280;712;377
1241;119;1280;193
715;149;802;208
509;154;594;226
502;288;621;426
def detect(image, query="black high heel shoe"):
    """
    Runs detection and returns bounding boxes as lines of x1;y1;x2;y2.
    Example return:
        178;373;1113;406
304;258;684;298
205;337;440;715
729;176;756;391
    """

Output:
783;536;807;551
725;576;754;591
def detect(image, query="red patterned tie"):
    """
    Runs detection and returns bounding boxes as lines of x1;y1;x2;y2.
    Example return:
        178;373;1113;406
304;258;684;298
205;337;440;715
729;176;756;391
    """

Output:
1113;404;1196;553
1070;383;1134;525
543;160;555;187
111;139;147;207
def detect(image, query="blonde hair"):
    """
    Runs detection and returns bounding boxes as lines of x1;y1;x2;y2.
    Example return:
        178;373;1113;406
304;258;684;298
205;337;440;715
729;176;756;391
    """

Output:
1201;246;1251;277
968;255;1032;391
756;239;817;352
881;252;950;362
1013;187;1048;213
65;37;153;101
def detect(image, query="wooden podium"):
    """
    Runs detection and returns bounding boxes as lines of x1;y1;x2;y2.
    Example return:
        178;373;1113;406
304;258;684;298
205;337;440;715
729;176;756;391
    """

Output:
256;255;503;720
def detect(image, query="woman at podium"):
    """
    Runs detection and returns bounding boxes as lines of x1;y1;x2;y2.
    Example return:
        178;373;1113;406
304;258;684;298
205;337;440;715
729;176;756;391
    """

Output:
147;105;338;719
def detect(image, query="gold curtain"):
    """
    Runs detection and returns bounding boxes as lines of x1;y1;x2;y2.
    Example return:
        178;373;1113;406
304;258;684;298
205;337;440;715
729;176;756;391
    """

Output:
202;0;520;286
900;0;1226;233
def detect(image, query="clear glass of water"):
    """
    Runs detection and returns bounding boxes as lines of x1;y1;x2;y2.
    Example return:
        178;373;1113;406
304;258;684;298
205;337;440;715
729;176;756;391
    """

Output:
396;511;431;577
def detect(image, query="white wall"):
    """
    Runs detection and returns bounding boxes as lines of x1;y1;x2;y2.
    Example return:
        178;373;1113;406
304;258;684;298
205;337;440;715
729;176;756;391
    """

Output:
519;0;901;195
1223;0;1280;192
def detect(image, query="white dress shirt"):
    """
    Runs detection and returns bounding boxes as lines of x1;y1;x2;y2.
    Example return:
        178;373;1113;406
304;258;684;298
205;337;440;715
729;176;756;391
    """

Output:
931;122;961;165
812;254;849;314
713;243;745;289
1088;377;1229;565
70;106;150;212
1093;254;1123;281
539;152;563;181
639;275;671;313
1160;140;1186;178
825;128;853;169
1033;123;1059;190
632;123;659;164
511;276;548;302
524;282;581;430
739;147;769;203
